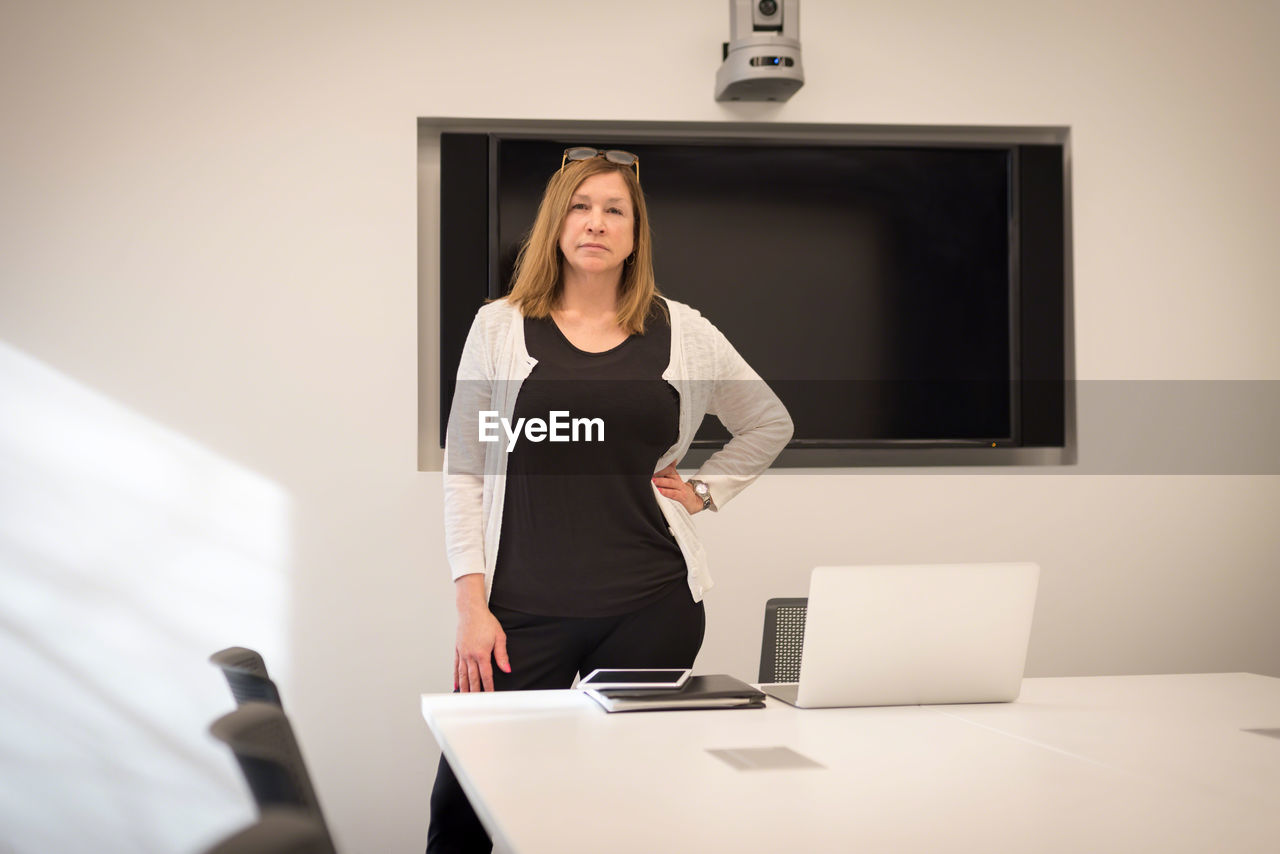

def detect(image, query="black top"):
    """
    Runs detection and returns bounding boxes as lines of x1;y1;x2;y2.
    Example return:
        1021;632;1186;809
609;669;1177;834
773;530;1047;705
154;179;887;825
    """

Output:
489;303;686;617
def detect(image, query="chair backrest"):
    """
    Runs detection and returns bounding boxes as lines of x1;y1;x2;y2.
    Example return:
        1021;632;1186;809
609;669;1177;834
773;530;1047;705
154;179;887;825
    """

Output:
201;809;336;854
209;702;328;832
211;646;284;707
758;597;808;683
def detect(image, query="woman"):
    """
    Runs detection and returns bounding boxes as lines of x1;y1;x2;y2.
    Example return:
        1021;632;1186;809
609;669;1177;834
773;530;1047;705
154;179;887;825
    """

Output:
429;147;792;853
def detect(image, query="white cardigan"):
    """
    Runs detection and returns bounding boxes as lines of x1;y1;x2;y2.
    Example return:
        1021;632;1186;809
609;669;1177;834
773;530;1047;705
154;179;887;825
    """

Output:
443;297;793;602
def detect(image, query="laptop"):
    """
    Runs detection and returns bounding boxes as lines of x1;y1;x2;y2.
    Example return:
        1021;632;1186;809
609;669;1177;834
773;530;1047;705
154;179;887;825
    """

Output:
761;562;1040;708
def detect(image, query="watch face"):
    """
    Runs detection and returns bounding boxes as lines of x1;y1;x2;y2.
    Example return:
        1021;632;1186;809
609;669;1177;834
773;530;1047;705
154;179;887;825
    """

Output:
694;482;708;496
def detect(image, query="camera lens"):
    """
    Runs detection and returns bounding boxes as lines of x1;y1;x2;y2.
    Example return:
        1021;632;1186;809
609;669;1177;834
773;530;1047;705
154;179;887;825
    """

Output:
759;0;778;16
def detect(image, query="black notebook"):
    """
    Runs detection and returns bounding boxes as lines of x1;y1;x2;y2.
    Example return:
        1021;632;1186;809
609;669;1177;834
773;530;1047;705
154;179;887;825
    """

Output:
585;674;766;713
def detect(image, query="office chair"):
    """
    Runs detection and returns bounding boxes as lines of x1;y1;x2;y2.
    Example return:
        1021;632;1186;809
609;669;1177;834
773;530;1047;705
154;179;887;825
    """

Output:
201;809;336;854
211;646;284;707
209;702;329;834
758;597;808;683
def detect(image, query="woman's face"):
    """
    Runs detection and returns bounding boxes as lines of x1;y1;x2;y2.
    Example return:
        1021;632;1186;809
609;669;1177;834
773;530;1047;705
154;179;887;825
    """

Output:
558;170;635;280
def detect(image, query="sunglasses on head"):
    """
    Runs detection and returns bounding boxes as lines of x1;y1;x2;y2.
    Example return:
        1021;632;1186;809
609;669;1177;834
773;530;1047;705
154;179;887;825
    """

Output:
560;147;640;180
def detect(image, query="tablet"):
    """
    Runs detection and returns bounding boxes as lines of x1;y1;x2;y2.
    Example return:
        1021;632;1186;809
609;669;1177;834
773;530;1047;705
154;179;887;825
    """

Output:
578;668;692;690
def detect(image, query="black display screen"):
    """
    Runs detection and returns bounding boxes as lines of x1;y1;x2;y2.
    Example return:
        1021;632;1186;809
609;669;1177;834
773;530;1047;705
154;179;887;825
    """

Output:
494;139;1015;445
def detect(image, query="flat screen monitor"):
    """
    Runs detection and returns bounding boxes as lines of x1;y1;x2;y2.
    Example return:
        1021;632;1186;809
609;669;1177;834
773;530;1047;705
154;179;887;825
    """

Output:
439;129;1066;454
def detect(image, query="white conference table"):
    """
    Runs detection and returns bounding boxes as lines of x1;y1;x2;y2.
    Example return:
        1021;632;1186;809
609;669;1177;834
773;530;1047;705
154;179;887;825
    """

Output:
421;673;1280;854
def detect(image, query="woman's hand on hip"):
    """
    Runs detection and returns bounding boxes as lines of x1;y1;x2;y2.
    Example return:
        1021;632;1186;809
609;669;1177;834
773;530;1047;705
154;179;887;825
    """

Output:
652;463;704;515
455;603;510;692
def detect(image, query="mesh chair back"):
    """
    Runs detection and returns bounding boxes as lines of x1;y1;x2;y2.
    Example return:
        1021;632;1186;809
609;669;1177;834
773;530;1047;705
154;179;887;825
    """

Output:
758;597;808;683
209;702;327;831
211;647;284;707
201;809;336;854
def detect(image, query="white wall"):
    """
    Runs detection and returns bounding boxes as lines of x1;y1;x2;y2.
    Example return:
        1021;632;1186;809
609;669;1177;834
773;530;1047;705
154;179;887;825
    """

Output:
1;2;1276;853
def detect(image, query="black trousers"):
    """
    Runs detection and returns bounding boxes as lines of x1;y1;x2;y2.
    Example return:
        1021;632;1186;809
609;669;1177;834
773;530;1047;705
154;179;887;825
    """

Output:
426;581;705;854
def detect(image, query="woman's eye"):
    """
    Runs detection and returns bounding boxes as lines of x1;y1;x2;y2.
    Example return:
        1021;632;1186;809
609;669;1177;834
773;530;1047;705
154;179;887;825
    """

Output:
608;207;624;215
572;203;588;210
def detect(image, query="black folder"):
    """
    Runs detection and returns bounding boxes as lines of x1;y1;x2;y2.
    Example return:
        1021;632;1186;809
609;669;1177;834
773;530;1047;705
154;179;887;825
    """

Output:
585;674;766;713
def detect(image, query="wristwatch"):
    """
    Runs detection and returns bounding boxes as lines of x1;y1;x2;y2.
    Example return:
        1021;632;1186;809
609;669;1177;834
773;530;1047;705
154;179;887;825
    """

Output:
688;479;713;511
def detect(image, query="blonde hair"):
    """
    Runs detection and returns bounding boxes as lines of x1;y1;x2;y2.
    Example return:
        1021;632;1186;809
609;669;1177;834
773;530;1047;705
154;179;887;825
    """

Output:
505;155;663;335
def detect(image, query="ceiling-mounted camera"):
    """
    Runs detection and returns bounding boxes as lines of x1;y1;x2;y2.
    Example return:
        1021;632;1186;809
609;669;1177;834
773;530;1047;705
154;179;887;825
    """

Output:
715;0;803;102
